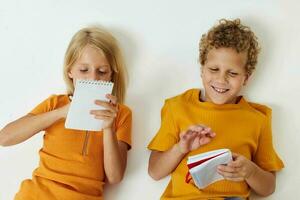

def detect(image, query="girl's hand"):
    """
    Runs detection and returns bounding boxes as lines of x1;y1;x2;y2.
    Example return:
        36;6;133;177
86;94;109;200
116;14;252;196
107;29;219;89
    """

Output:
217;152;257;182
90;94;118;130
177;125;216;154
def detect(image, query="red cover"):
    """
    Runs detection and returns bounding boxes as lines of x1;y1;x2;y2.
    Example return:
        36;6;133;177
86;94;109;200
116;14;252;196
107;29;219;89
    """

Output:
185;151;226;183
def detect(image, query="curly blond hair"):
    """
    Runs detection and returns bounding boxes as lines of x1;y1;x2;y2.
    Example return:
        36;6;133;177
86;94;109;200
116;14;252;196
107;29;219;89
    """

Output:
199;18;260;75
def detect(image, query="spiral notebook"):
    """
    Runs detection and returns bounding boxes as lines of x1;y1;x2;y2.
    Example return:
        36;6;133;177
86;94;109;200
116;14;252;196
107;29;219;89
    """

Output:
185;149;232;189
65;80;114;131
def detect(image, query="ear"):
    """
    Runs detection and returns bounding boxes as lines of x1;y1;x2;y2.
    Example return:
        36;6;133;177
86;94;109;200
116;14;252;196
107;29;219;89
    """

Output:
68;71;73;79
243;73;250;86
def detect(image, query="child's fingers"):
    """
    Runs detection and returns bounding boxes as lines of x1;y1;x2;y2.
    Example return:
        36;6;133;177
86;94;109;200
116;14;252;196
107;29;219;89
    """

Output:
179;131;190;141
227;160;242;168
187;125;204;132
180;128;197;137
90;110;117;118
95;100;118;112
198;127;216;137
222;176;244;182
203;127;211;132
231;153;247;164
217;164;239;173
209;132;216;137
184;131;197;140
185;125;216;137
197;130;216;139
218;169;240;179
202;131;216;138
232;152;240;159
179;131;186;139
94;115;112;120
217;167;245;182
181;130;198;142
198;137;212;145
105;94;117;105
186;125;215;135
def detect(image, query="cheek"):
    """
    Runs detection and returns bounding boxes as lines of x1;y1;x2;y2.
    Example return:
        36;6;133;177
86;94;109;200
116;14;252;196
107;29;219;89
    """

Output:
231;78;245;88
68;69;80;79
201;72;212;82
106;71;113;81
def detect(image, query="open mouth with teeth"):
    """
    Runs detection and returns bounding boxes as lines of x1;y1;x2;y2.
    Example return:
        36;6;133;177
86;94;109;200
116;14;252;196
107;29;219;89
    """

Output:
211;86;229;93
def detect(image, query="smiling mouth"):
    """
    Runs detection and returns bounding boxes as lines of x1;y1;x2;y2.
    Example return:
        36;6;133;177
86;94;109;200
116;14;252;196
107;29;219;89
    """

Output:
211;86;229;93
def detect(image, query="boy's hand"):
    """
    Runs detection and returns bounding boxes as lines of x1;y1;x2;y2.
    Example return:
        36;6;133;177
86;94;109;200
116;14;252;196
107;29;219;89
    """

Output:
217;152;257;181
177;125;216;154
90;94;118;130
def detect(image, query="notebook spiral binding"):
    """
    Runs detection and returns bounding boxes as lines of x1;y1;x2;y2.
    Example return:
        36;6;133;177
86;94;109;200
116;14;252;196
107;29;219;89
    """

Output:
78;80;113;86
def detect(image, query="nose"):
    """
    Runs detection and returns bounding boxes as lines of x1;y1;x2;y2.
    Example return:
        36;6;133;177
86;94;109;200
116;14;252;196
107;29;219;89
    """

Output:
215;72;228;83
90;71;100;81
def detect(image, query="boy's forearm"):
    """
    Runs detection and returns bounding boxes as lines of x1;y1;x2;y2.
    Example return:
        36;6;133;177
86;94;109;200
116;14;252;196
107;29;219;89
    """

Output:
0;108;65;146
246;164;276;196
148;143;186;180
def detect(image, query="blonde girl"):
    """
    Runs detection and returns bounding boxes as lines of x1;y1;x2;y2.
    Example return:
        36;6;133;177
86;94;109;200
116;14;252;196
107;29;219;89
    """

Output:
0;26;132;200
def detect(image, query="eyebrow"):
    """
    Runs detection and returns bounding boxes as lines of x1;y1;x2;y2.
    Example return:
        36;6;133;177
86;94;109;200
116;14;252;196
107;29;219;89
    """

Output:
77;63;110;68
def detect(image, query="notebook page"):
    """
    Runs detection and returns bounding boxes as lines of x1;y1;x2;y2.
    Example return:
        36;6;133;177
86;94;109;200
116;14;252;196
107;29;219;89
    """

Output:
65;80;114;131
189;151;232;188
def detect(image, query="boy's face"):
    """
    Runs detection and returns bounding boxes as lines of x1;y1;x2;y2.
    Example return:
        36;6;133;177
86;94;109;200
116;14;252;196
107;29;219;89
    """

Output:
68;45;113;84
201;47;248;104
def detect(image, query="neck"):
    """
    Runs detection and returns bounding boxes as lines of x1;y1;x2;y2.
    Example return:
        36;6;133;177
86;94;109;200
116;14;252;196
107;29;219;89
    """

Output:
199;90;241;104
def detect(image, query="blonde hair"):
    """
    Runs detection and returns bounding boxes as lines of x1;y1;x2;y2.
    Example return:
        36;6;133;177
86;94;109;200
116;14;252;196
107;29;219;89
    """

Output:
199;18;260;76
63;26;127;103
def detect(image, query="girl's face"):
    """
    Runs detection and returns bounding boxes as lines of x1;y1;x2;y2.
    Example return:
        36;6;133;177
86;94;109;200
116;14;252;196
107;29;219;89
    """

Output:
68;45;112;84
201;47;249;104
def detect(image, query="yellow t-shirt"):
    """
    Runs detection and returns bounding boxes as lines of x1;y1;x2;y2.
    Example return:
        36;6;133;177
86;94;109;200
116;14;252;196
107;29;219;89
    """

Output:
15;94;132;200
148;89;284;200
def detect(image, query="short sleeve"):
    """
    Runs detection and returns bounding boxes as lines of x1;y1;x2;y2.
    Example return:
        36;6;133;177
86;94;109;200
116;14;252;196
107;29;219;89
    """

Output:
115;104;132;149
29;95;59;115
147;100;179;152
253;108;284;171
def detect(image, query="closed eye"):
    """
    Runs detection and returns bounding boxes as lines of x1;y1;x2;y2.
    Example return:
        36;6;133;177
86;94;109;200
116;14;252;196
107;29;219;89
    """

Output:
209;67;218;72
228;72;239;77
98;70;108;75
80;69;88;72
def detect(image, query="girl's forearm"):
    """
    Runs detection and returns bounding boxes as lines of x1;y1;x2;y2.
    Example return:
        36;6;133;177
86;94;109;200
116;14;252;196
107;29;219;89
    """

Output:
0;108;65;146
103;127;127;184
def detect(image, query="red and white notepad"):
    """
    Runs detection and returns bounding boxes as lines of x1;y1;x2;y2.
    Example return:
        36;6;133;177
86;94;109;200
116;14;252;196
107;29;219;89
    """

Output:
185;149;232;189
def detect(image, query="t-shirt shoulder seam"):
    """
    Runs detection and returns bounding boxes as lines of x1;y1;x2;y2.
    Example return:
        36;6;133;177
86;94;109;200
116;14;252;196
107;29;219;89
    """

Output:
244;101;271;120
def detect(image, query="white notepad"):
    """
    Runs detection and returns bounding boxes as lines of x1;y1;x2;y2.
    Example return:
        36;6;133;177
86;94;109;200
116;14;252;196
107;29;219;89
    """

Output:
65;80;114;131
186;149;232;189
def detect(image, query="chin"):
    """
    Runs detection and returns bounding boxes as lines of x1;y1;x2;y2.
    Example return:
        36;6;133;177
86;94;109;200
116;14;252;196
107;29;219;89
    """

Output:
211;99;228;105
209;95;234;104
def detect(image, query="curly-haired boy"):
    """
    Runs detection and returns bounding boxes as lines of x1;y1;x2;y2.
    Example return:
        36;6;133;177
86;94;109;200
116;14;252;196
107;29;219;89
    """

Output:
148;19;284;200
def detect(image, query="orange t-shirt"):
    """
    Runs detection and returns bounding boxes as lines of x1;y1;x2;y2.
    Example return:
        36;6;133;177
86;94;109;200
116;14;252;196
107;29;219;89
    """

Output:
15;94;132;200
148;89;284;200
